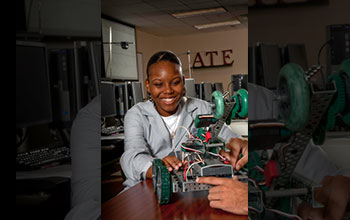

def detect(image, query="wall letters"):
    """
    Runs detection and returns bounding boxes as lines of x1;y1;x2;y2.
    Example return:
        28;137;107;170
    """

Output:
192;49;234;69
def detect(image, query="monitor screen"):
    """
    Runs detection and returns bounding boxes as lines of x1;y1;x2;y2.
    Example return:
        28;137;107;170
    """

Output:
213;82;223;93
285;44;308;71
248;45;258;84
87;41;102;97
101;81;117;118
259;44;282;90
185;78;196;98
132;81;144;104
16;41;53;128
201;82;213;102
124;81;133;111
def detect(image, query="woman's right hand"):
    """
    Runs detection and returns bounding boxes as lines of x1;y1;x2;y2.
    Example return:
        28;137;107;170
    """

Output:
146;155;183;179
162;155;183;172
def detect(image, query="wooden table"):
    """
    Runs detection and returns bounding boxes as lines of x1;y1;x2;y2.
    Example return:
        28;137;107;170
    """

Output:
102;179;248;220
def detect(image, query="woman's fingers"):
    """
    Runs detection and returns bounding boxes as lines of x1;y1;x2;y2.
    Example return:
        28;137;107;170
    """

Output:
162;156;182;171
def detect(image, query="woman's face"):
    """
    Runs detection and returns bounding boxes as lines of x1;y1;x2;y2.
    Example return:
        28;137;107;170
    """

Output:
146;60;185;117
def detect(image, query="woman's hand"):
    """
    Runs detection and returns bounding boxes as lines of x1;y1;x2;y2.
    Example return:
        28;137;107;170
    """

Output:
146;155;183;179
162;155;183;172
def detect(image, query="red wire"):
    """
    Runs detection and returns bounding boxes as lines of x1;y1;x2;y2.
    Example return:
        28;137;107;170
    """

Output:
183;162;188;181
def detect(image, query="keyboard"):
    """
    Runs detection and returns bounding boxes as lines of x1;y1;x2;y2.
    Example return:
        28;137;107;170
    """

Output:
101;125;124;136
16;143;71;171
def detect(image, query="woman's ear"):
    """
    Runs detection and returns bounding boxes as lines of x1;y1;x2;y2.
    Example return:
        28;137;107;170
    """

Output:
182;76;186;96
145;79;151;94
145;79;153;100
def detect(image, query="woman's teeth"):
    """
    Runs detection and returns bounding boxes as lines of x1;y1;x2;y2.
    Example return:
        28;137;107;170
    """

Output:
161;97;175;104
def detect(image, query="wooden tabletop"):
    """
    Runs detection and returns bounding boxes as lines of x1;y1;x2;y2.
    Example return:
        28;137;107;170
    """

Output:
102;179;248;220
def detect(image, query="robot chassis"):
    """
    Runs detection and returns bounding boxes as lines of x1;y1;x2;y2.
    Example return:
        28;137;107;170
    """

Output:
248;59;350;219
152;88;248;204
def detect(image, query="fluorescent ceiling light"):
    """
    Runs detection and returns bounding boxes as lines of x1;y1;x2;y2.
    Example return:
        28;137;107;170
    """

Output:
172;7;226;18
194;20;241;29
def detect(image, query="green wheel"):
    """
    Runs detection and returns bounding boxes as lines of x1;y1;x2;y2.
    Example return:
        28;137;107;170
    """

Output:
338;58;350;79
156;165;172;205
211;91;225;119
229;95;240;122
277;63;310;132
152;159;163;193
327;73;346;130
237;89;248;118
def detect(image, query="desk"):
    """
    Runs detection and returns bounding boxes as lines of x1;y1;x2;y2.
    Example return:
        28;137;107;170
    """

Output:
101;133;125;140
16;165;72;220
102;179;247;220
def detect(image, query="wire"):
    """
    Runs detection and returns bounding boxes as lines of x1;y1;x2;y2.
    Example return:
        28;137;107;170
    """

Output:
317;39;332;66
248;178;259;189
207;151;226;161
171;126;192;152
195;153;205;164
183;162;188;181
226;81;233;96
249;176;303;220
185;161;201;181
181;144;202;154
253;165;264;173
266;208;303;220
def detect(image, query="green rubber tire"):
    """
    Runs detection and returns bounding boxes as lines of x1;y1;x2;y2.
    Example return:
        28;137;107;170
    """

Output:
230;95;240;121
237;89;248;118
211;91;225;119
277;63;310;132
338;58;350;79
156;165;172;205
152;159;163;193
327;73;346;130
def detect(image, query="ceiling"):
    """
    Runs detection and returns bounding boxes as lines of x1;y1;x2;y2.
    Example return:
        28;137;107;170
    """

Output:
101;0;248;37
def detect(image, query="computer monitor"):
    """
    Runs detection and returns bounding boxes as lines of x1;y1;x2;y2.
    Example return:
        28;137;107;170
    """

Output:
87;41;102;97
213;82;223;93
124;81;133;111
248;45;258;84
132;81;144;104
195;84;201;99
116;83;125;117
259;43;282;90
231;74;248;93
185;78;196;98
16;41;53;128
201;82;213;102
284;44;308;71
101;81;117;118
326;24;350;76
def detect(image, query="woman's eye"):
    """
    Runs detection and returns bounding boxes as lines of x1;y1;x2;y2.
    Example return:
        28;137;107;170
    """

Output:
172;80;180;85
154;83;162;87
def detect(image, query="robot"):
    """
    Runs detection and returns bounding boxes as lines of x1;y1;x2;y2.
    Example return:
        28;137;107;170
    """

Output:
152;88;248;204
248;59;350;219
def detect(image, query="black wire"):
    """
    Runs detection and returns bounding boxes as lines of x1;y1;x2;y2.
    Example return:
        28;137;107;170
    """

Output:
317;39;332;66
317;40;333;87
226;81;233;95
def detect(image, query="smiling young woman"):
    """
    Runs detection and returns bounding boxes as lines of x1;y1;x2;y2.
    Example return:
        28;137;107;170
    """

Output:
120;50;241;190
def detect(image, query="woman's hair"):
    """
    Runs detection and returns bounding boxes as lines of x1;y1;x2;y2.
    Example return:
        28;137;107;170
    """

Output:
146;50;182;78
